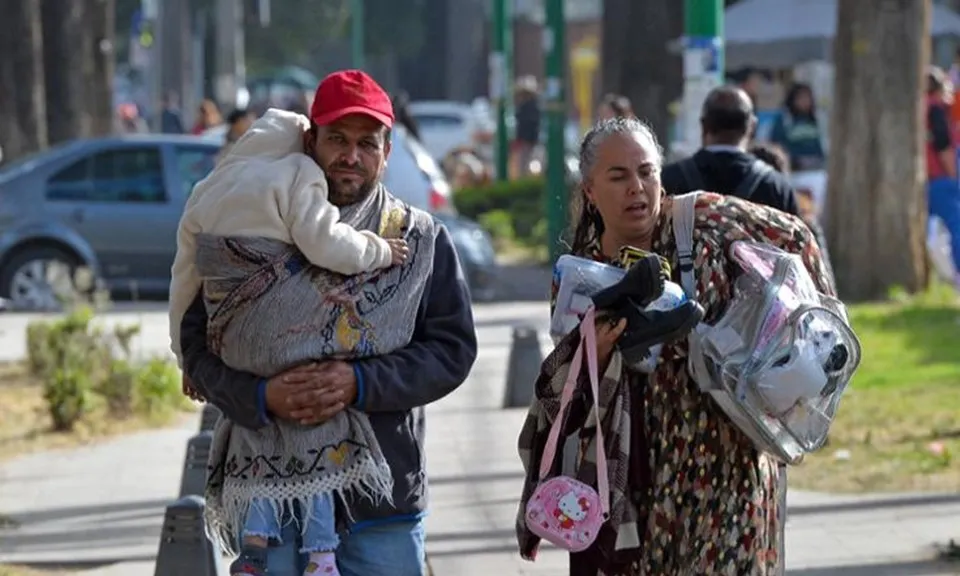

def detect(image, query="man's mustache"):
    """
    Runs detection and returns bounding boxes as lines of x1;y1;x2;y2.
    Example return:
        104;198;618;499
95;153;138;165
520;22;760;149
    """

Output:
329;163;368;176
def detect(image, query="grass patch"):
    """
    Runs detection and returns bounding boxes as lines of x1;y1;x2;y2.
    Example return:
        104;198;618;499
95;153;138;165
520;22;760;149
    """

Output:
0;361;194;463
789;285;960;492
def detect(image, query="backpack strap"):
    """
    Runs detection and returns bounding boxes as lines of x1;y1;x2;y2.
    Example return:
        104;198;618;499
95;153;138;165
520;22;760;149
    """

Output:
672;192;699;299
677;156;706;193
736;159;774;202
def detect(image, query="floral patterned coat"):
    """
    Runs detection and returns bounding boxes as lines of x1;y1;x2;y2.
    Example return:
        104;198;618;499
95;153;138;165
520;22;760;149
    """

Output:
524;192;835;576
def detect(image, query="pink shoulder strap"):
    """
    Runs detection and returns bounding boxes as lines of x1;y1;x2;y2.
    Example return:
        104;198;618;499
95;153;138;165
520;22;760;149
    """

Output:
537;307;610;516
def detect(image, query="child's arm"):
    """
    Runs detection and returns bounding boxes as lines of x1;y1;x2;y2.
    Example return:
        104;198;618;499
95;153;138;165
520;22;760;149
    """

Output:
168;208;203;368
282;157;404;275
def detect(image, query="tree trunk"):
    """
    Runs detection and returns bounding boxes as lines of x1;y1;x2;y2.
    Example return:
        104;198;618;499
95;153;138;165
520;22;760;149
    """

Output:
826;0;930;301
0;0;48;162
85;0;117;136
601;0;683;149
41;0;91;145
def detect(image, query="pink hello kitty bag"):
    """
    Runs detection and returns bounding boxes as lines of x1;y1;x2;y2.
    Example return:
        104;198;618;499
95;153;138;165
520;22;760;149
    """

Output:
525;307;610;553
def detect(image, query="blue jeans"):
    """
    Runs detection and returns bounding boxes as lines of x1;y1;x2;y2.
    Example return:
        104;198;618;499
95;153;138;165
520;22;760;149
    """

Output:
244;495;339;553
263;515;426;576
928;176;960;272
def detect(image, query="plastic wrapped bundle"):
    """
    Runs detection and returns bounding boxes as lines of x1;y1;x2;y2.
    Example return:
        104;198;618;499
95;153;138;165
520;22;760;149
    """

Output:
687;241;861;464
550;255;626;343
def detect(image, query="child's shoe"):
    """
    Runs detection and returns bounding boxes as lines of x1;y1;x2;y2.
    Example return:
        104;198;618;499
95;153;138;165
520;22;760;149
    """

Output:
304;551;340;575
230;546;267;576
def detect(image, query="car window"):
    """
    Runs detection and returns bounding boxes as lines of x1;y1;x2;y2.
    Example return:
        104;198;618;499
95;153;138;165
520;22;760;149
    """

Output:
411;113;464;129
175;146;218;199
47;147;165;203
45;157;93;201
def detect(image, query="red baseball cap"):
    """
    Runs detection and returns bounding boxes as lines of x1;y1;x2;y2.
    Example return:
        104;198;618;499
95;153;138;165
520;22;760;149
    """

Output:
310;70;394;128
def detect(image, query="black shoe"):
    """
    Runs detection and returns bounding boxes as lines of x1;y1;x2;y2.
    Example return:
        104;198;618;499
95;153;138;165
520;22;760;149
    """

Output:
592;254;668;312
616;300;706;366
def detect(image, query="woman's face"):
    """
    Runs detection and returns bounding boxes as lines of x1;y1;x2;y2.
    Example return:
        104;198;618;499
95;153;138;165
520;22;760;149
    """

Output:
794;90;813;113
583;131;662;248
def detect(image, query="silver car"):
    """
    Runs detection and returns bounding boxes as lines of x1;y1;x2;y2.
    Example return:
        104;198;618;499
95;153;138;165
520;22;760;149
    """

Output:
0;130;459;310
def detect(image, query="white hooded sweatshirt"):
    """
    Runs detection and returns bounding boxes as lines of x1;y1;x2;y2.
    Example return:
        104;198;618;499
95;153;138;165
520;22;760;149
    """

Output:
168;108;392;365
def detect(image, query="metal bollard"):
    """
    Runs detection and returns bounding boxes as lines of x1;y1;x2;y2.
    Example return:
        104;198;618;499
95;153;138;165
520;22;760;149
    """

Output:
503;325;544;408
179;431;213;498
199;403;222;433
154;495;225;576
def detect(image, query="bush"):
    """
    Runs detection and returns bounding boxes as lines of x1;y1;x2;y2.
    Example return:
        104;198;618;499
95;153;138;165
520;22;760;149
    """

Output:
133;358;185;417
24;276;184;431
454;178;545;240
477;210;515;249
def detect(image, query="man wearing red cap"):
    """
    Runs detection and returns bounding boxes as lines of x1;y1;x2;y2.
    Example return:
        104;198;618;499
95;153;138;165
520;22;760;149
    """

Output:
178;70;478;575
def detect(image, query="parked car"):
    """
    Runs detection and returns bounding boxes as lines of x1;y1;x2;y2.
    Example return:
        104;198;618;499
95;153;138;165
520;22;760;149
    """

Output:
433;212;498;302
0;131;461;310
407;100;494;163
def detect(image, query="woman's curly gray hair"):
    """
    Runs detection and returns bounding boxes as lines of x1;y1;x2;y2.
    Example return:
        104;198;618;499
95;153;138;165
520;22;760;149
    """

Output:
569;117;662;255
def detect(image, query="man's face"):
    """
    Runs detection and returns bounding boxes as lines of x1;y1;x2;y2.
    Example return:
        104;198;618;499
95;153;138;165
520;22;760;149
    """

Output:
305;114;392;206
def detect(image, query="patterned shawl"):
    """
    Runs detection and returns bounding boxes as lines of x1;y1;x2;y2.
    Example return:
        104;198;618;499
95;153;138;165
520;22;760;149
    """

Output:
196;184;437;554
516;193;836;575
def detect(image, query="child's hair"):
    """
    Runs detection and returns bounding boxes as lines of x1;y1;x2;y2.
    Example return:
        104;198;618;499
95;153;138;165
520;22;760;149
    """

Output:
749;142;790;174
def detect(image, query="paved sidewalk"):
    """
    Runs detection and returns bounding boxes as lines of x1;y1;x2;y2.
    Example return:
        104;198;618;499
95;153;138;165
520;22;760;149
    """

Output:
0;415;207;574
0;302;958;574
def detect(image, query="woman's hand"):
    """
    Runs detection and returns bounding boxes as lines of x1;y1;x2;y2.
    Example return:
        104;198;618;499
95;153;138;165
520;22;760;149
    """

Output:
595;316;627;369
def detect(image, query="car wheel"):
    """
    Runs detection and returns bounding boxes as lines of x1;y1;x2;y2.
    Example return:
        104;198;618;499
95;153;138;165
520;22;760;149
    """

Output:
0;246;81;311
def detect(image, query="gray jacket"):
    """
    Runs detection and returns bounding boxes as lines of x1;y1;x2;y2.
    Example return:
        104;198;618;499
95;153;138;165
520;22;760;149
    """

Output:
180;223;478;525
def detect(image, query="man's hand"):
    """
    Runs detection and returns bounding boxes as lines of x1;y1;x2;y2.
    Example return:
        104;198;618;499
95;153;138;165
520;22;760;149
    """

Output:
263;363;324;420
182;373;204;402
287;361;358;425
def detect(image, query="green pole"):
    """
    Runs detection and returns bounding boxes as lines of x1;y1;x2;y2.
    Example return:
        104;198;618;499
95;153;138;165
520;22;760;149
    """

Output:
491;0;511;182
684;0;723;40
544;0;566;263
681;0;724;149
351;0;365;69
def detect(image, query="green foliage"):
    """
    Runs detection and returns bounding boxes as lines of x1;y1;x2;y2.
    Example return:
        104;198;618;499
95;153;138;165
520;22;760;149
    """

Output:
477;210;515;249
133;358;186;417
24;277;184;432
454;178;546;244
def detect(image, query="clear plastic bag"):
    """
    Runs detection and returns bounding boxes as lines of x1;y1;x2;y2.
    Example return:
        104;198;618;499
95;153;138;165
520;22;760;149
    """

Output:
687;241;861;464
550;255;626;344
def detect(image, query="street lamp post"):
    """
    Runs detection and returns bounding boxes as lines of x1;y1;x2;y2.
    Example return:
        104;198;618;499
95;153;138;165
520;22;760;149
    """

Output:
544;0;566;263
490;0;512;182
351;0;365;69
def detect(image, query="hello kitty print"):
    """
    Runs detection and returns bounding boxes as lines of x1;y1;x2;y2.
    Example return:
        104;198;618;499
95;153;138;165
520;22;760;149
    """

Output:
526;476;605;552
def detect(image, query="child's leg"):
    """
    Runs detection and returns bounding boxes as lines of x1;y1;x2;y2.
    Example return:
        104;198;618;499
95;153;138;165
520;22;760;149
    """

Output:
229;498;283;576
300;493;341;576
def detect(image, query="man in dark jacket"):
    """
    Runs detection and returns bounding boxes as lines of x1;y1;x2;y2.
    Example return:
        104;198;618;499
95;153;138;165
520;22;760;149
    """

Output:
662;86;799;215
180;70;478;575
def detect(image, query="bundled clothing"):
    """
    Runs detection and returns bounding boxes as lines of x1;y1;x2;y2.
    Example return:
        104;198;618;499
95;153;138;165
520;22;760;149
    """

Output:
517;193;835;575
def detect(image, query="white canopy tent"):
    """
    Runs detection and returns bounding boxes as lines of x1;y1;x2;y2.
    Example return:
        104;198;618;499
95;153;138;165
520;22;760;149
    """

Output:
724;0;960;69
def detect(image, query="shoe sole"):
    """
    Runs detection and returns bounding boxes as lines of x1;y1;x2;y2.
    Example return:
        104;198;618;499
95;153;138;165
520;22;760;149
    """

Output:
625;302;706;356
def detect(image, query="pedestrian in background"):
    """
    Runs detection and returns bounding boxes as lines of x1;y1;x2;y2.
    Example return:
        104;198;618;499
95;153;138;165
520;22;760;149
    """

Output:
159;91;184;134
192;98;224;135
926;66;960;291
512;75;541;178
596;93;634;121
770;83;826;171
